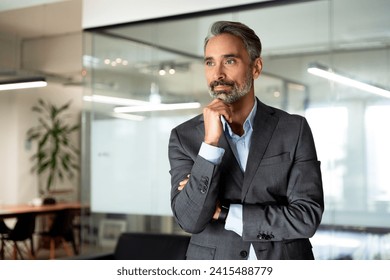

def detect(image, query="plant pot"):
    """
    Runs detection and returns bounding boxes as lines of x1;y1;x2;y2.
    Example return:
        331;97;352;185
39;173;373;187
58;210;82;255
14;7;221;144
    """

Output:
42;197;57;205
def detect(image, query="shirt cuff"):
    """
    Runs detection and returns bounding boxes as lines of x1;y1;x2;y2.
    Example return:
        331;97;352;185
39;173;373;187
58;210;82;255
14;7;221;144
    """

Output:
224;204;243;236
199;142;225;165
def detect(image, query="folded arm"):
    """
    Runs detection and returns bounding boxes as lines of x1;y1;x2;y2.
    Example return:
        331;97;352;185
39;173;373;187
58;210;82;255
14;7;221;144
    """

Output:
169;129;223;233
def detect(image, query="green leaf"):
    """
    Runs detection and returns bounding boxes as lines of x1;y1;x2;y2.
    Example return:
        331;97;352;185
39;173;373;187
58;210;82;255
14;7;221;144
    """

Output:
27;98;80;193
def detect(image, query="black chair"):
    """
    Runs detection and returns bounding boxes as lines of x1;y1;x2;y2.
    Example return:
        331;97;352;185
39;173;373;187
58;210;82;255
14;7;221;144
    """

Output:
0;213;36;259
73;232;190;260
37;209;78;259
0;219;10;235
0;219;11;259
114;232;190;260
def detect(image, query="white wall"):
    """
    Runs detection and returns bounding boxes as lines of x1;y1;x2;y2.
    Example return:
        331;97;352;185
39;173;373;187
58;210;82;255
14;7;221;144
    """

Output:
0;85;83;205
0;94;19;205
22;32;83;75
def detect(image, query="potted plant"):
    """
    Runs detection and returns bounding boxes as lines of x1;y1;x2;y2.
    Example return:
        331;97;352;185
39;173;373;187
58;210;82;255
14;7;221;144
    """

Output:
26;98;80;204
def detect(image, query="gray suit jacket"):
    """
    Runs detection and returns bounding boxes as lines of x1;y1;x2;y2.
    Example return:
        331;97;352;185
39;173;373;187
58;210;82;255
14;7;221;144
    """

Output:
168;99;324;260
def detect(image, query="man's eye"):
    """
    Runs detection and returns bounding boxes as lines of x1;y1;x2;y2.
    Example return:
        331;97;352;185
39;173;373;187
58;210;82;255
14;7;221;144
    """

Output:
226;59;235;65
205;61;214;66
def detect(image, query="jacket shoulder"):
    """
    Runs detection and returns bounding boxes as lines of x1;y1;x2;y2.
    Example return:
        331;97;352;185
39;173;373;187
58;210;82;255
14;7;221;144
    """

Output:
258;100;305;123
173;114;203;132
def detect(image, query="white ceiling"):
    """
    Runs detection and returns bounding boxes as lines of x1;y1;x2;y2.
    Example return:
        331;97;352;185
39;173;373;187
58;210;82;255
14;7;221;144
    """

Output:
0;0;81;38
0;0;65;12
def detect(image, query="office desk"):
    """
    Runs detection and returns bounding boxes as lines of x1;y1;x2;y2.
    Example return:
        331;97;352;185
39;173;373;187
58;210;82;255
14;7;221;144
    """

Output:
0;202;88;259
0;202;87;219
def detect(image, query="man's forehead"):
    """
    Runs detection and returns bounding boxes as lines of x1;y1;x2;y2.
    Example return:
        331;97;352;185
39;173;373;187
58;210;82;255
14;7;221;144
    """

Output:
204;34;247;59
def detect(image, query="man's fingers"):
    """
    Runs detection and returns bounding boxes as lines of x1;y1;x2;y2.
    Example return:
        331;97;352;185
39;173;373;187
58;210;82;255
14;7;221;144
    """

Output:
205;100;233;123
178;174;190;191
213;201;222;220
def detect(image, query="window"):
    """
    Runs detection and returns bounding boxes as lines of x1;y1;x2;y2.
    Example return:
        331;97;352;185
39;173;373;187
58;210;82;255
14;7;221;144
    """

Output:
365;105;390;209
306;107;348;208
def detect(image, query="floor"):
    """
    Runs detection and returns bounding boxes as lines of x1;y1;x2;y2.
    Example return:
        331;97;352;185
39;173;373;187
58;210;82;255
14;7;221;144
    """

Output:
0;239;110;260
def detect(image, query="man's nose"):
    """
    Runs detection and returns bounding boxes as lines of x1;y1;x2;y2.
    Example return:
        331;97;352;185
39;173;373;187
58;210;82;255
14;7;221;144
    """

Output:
213;64;226;80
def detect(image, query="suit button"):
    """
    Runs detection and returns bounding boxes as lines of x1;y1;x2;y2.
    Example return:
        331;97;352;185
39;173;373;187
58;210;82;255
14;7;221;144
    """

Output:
257;232;274;240
200;176;209;185
240;250;248;258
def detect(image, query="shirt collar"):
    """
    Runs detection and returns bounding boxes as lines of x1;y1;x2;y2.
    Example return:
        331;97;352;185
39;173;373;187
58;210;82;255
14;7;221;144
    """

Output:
221;98;257;138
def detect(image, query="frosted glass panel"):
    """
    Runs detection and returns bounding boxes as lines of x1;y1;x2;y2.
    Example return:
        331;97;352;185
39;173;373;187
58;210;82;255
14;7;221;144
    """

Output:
91;115;194;215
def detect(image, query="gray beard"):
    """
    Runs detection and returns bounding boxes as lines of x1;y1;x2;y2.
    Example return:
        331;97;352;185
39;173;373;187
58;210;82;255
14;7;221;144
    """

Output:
208;74;253;104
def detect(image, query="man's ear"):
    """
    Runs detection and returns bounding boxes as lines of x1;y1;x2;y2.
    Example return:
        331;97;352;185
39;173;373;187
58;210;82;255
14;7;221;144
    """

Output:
252;57;263;79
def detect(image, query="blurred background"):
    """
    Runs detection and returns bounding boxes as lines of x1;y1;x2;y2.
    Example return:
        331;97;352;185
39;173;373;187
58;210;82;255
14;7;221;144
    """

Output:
0;0;389;260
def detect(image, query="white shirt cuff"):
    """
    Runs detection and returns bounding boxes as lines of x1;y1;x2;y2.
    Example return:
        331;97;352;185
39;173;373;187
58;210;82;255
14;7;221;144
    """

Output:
224;204;243;236
199;142;225;165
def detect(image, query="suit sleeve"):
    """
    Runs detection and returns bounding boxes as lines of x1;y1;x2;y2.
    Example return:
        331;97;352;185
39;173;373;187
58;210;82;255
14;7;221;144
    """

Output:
168;128;222;233
242;117;324;241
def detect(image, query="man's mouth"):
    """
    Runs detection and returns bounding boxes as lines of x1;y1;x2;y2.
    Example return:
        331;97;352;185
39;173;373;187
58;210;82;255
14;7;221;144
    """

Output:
214;85;231;91
210;80;234;92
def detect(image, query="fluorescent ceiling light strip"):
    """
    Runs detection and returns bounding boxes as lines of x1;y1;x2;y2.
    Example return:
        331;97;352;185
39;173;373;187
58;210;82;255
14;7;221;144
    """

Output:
111;113;145;121
114;102;201;113
83;95;150;106
0;80;47;91
307;64;390;98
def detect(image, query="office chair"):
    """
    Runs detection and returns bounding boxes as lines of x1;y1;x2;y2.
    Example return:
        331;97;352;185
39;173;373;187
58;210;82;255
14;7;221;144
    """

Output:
70;232;191;260
0;213;36;259
37;209;78;259
0;219;11;259
0;219;10;234
113;232;190;260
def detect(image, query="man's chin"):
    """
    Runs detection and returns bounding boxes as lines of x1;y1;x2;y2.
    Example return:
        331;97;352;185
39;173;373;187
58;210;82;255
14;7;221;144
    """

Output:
210;91;238;104
219;97;236;105
212;91;229;100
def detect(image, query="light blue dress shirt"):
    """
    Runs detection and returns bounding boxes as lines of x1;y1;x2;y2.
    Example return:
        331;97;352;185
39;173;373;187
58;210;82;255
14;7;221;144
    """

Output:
198;98;258;260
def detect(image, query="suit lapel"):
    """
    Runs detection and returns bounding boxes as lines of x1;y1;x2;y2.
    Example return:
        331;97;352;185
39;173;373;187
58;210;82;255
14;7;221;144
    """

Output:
242;100;279;201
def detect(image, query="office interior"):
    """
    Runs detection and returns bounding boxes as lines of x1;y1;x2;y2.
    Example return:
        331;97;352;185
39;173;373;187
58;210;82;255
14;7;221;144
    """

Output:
0;0;390;260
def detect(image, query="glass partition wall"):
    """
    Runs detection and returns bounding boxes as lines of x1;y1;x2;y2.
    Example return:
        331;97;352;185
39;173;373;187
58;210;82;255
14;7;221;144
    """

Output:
81;0;390;259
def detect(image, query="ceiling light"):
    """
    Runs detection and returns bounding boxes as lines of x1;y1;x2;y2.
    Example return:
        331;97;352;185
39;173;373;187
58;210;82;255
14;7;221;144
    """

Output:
114;102;201;113
168;64;176;75
111;113;145;121
83;94;201;113
83;55;100;65
0;77;47;91
307;63;390;98
83;95;150;106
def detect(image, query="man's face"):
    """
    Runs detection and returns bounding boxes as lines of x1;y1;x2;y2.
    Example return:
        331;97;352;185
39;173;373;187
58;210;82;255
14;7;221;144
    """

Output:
204;33;254;104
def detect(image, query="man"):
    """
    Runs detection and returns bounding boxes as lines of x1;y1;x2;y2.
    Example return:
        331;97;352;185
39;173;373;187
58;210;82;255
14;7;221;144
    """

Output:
168;21;324;260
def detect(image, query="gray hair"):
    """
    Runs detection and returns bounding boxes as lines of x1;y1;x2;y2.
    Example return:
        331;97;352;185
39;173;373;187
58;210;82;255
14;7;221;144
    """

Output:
204;21;262;63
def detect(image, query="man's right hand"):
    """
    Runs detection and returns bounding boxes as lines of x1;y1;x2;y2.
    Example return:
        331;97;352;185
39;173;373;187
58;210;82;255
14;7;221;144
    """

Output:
203;99;232;146
178;174;190;191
